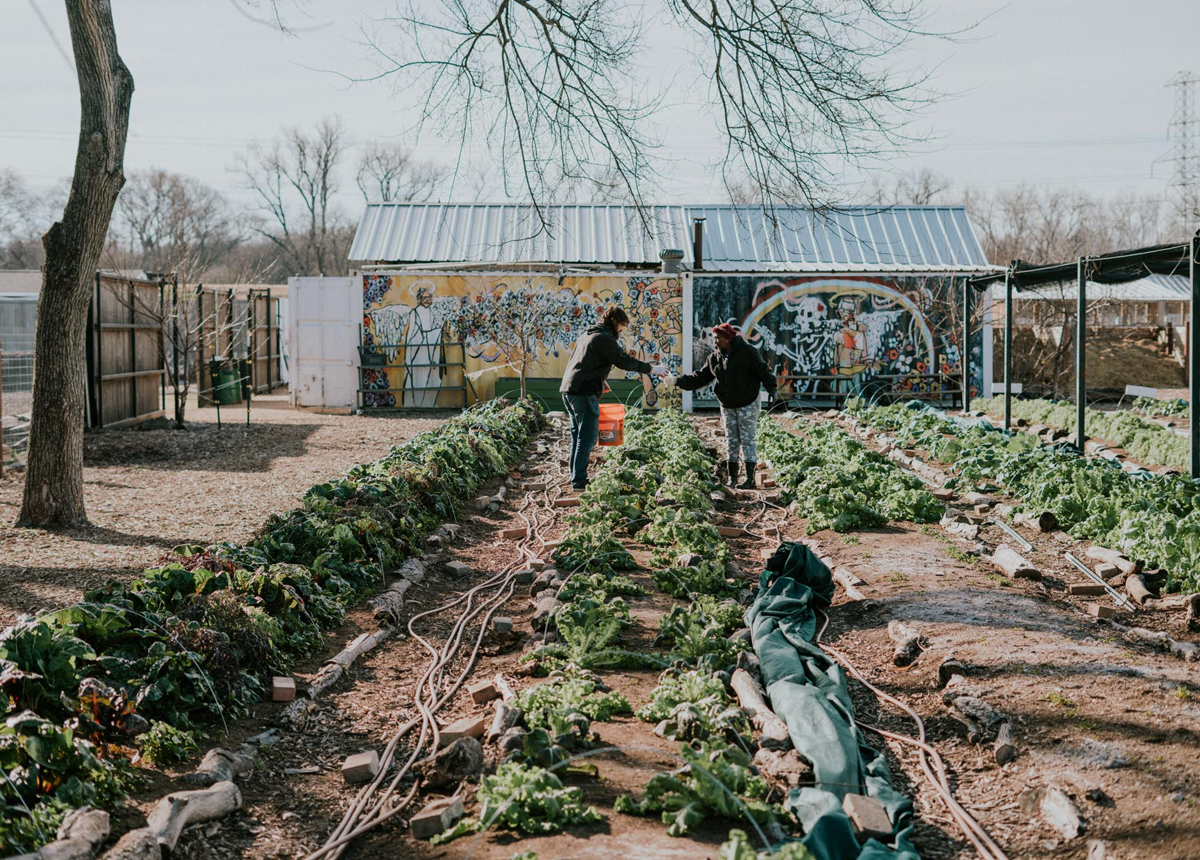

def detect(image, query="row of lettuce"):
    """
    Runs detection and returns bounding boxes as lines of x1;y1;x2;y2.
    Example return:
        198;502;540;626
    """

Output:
975;395;1189;470
0;399;542;855
848;399;1200;594
433;409;795;854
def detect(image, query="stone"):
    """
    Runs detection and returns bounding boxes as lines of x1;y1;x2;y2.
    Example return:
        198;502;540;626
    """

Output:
439;715;487;746
760;548;775;560
426;534;443;549
717;526;744;538
271;676;296;702
492;616;514;634
468;679;499;704
529;559;546;571
501;527;529;540
422;739;484;789
843;793;892;842
341;750;380;784
1086;603;1115;619
991;544;1040;579
1067;583;1106;596
409;797;464;840
499;726;527;752
532;597;562;628
1094;561;1121;579
765;492;783;504
930;488;955;501
973;504;992;517
513;569;536;584
473;496;491;511
445;561;472;577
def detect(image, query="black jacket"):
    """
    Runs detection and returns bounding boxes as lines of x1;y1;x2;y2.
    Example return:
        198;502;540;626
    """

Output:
560;324;652;396
676;336;776;409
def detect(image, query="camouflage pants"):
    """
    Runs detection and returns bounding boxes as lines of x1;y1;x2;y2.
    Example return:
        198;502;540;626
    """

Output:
721;401;761;461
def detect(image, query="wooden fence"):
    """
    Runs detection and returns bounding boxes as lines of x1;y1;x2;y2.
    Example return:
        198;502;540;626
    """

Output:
197;286;285;405
87;273;166;429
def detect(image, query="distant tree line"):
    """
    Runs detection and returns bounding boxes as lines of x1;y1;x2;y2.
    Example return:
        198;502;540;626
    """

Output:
0;116;456;283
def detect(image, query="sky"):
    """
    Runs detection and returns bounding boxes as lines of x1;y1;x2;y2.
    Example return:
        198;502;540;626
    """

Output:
2;0;1198;218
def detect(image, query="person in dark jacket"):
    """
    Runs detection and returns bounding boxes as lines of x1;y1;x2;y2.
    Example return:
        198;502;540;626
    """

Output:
675;323;777;488
560;307;666;490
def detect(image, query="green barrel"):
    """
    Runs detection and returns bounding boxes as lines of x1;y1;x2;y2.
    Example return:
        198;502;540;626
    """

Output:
214;368;241;404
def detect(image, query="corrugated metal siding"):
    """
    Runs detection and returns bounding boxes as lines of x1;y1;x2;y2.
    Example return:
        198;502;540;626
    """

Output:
347;203;992;271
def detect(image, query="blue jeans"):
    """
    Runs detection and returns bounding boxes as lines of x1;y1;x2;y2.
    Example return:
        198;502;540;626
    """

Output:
563;394;599;487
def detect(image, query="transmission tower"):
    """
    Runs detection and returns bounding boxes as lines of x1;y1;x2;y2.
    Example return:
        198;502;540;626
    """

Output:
1164;71;1200;233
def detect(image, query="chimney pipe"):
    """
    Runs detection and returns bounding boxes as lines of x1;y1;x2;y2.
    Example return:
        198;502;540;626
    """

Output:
659;248;684;274
692;217;705;271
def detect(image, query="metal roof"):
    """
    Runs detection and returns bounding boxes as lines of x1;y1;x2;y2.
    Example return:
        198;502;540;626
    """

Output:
1021;274;1191;303
349;203;993;272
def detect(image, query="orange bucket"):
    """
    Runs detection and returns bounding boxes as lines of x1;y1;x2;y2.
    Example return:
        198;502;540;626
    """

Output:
597;403;625;446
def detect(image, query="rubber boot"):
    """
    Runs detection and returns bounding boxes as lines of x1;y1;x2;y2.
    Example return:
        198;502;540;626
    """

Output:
725;460;739;487
739;462;758;490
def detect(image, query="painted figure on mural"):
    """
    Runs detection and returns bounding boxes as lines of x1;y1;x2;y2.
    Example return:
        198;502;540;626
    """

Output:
832;295;870;376
402;283;448;407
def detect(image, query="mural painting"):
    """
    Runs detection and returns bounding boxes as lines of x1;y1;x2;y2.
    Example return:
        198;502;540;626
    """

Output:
361;272;684;408
691;275;982;405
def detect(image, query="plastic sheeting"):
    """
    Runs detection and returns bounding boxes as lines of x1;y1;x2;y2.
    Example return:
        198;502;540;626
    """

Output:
746;542;919;860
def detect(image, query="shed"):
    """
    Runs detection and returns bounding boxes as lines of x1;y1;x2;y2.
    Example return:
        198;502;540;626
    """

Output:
292;203;996;412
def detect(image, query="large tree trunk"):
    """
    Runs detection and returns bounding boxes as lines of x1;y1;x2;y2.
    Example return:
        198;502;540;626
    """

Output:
17;0;133;528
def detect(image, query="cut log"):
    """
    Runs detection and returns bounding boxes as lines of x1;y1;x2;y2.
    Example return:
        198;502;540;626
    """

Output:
993;721;1018;764
25;806;111;860
1125;574;1153;606
1067;582;1107;596
102;782;241;858
487;700;523;743
833;567;868;601
330;630;387;668
1084;546;1140;575
936;656;968;689
1140;594;1193;612
180;748;254;788
493;674;516;704
1014;510;1058;533
1189;593;1200;631
991;544;1040;579
886;620;924;667
730;668;791;751
370;580;412;623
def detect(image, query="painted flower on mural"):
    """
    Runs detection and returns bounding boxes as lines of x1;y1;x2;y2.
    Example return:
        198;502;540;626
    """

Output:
364;275;391;309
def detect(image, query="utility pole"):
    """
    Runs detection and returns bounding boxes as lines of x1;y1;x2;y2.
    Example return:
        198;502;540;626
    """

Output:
1163;72;1200;235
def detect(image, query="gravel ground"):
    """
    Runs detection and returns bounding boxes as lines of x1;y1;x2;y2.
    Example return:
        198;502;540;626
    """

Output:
0;392;448;625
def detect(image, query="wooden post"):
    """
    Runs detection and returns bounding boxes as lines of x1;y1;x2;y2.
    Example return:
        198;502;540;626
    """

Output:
1003;268;1013;431
1190;232;1199;478
962;278;972;411
1076;257;1087;448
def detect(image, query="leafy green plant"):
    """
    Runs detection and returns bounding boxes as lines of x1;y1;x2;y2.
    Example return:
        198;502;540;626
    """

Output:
637;669;749;742
431;762;602;843
136;721;201;767
515;668;632;730
615;740;779;837
719;829;815;859
657;603;745;669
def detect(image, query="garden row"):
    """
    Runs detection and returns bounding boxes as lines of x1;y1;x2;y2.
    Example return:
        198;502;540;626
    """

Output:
756;414;943;533
428;409;803;857
847;399;1200;594
0;399;542;856
975;395;1189;469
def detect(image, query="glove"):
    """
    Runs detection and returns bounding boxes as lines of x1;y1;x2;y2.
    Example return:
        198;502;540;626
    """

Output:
765;392;778;408
661;374;677;387
649;364;669;377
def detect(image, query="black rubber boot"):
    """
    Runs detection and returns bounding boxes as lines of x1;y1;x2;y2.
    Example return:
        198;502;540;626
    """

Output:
739;462;757;490
725;460;739;487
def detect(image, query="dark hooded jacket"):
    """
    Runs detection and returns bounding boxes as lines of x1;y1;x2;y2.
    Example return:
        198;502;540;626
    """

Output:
560;324;652;396
675;336;776;409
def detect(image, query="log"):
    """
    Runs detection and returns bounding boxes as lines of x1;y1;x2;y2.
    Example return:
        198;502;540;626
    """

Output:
833;567;868;601
936;657;968;689
493;673;517;704
1084;546;1140;575
1190;593;1200;631
993;721;1018;764
1140;594;1193;612
991;544;1040;579
487;701;522;743
102;783;241;859
180;748;254;788
370;580;412;624
887;620;924;667
1125;574;1153;607
1121;625;1199;662
1014;510;1058;533
730;668;792;751
330;630;387;668
20;806;110;860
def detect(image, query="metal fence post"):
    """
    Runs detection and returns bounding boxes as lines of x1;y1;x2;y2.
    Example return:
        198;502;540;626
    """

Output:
1076;256;1088;448
962;278;972;411
1190;232;1199;478
1003;268;1013;431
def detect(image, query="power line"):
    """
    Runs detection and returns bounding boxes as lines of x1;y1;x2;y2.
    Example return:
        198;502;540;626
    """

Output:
25;0;74;78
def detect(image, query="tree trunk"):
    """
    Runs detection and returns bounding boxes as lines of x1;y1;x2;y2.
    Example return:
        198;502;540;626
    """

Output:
17;0;133;528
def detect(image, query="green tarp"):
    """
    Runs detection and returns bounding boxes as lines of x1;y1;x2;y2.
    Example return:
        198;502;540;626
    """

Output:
746;542;920;860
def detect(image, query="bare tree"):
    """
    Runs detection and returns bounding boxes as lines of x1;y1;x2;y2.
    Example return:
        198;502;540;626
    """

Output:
18;0;134;529
863;167;953;206
235;117;352;276
0;170;68;269
372;1;942;231
113;169;243;279
355;143;445;202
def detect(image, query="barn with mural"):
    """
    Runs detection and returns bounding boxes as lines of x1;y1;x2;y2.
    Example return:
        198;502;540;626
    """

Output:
288;203;995;412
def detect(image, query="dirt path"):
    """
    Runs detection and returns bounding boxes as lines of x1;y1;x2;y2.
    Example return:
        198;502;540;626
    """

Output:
144;409;1199;860
0;394;444;625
